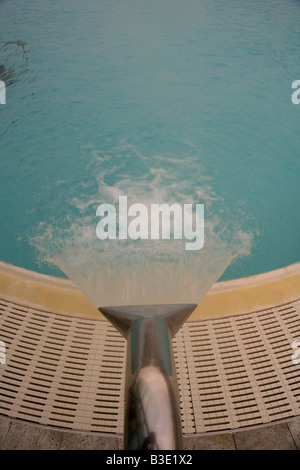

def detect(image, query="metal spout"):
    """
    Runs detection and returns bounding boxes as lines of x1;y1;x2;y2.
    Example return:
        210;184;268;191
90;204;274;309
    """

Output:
98;303;197;450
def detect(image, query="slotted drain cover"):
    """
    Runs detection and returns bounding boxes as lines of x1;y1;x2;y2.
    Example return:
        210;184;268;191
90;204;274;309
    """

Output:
0;298;299;434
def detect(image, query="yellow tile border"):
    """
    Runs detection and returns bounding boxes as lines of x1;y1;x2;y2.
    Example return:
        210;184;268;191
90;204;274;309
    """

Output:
0;261;99;320
193;261;300;320
0;260;299;321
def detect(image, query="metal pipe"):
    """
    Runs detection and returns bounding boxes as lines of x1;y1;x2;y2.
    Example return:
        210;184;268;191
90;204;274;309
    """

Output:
98;304;197;450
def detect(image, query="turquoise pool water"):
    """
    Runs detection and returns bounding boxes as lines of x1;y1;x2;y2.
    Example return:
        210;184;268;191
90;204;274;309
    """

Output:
0;0;299;295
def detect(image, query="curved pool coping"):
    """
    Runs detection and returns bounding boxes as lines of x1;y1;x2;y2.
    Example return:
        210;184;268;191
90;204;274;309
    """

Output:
0;260;300;450
0;260;299;320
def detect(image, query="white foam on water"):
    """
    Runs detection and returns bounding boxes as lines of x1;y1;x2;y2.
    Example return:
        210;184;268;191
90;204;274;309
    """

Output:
32;142;253;308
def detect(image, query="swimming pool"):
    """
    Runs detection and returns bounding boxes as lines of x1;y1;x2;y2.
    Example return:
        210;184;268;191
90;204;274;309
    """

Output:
0;0;299;305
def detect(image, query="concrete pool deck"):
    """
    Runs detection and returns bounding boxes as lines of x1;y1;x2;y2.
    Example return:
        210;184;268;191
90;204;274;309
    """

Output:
0;260;300;450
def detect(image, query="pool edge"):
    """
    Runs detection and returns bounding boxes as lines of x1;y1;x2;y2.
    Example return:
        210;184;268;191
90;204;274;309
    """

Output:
0;260;299;321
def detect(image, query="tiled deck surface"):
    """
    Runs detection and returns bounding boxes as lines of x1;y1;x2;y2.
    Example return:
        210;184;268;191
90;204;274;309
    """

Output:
0;414;300;450
0;295;300;450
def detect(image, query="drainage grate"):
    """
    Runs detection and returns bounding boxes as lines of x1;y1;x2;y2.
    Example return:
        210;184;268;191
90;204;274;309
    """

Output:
0;298;300;434
174;300;300;433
